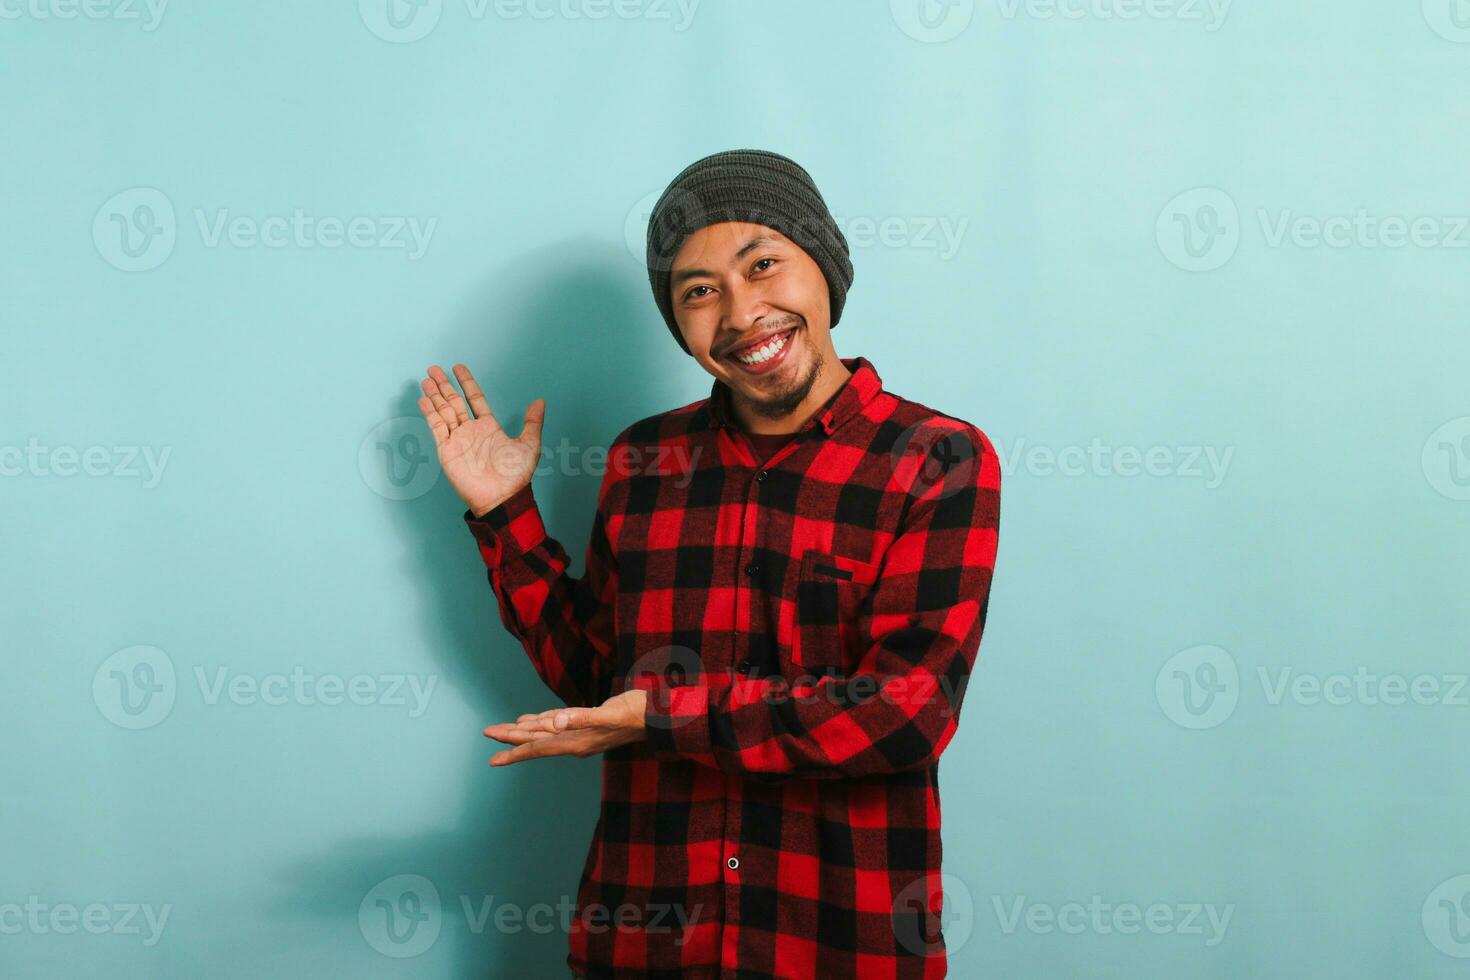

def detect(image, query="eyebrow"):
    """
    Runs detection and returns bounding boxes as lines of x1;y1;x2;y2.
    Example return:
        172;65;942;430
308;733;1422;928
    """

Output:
670;235;783;287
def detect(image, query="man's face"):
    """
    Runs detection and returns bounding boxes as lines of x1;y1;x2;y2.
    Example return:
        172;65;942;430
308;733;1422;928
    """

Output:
669;221;837;423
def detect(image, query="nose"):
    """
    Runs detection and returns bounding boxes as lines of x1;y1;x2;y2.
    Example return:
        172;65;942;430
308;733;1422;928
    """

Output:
723;275;771;334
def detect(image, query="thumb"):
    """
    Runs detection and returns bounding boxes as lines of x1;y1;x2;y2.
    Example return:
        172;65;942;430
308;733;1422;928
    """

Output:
520;398;546;447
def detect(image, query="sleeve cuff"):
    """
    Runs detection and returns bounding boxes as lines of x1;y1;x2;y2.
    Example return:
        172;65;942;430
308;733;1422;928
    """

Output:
463;482;546;561
642;683;713;758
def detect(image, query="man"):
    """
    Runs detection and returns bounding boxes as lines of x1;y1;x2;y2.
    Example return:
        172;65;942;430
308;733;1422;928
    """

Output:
417;149;1001;978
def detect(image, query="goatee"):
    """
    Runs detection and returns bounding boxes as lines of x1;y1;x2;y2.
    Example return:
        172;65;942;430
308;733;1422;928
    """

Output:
748;344;824;422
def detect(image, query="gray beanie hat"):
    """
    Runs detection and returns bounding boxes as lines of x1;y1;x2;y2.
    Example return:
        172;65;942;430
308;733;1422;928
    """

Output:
645;149;854;356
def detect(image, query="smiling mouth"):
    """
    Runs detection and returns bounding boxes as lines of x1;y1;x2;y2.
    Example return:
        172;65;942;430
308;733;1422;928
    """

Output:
724;325;798;367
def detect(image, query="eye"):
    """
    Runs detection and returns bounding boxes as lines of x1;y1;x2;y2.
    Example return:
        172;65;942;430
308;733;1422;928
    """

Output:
752;257;777;273
683;284;712;301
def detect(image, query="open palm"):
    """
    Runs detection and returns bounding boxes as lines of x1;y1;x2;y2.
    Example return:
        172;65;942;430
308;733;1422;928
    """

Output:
417;363;545;518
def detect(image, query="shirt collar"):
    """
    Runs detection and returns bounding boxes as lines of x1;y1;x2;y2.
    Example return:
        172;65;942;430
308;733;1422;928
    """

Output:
702;355;882;438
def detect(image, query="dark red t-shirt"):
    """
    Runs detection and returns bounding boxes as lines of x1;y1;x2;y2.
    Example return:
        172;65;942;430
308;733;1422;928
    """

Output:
743;429;798;464
739;387;843;464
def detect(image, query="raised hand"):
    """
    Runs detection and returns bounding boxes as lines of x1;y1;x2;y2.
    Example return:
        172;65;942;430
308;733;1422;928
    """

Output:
418;364;545;518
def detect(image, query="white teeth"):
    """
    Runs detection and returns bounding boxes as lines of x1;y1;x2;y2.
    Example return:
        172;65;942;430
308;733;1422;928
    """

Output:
735;330;789;365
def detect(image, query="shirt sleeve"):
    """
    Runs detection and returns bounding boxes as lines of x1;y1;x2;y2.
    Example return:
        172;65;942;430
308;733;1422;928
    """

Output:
463;446;623;709
642;422;1000;779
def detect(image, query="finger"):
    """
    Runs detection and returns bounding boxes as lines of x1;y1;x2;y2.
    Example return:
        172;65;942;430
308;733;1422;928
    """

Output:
418;396;450;448
500;717;559;737
485;728;555;746
421;376;461;434
452;364;496;421
484;715;557;739
485;719;540;736
520;398;546;447
515;709;560;725
491;733;579;767
427;365;471;426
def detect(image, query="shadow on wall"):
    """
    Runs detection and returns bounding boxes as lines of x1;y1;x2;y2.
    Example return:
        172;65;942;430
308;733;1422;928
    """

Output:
271;240;697;978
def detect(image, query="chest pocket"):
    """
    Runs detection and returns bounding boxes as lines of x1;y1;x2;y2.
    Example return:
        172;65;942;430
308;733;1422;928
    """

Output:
790;549;881;676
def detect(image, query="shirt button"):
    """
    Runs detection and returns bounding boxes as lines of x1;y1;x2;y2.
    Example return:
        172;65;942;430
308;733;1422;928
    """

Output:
756;470;767;482
737;660;754;673
745;562;760;577
727;856;739;871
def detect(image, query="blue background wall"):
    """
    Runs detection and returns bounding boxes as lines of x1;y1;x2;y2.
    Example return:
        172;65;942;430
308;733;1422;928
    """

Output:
4;2;1469;976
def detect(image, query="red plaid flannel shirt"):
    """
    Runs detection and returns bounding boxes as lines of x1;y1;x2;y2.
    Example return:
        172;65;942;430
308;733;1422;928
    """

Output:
465;356;1001;979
